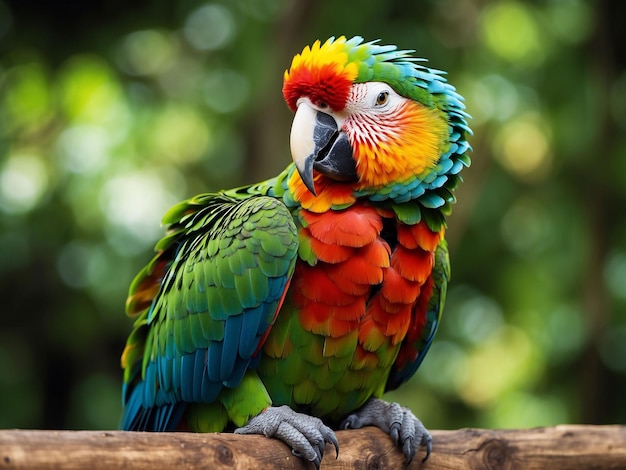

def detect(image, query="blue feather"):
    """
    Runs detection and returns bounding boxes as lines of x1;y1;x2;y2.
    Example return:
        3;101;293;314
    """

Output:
207;341;222;382
180;353;196;402
419;193;445;209
240;305;265;358
223;356;249;388
192;349;207;402
143;362;157;406
172;354;181;391
221;314;242;381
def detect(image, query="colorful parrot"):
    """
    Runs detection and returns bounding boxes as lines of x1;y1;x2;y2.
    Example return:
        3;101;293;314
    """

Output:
120;36;471;467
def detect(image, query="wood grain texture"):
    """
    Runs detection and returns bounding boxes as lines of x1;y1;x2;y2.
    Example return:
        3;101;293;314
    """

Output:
1;426;625;469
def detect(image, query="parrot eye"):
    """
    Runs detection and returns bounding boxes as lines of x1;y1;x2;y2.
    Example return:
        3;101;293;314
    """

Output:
375;91;389;106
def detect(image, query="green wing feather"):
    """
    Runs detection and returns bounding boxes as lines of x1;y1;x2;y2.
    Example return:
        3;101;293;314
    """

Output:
121;191;298;431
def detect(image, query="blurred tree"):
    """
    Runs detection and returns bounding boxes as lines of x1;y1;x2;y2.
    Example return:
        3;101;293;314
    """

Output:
0;0;624;432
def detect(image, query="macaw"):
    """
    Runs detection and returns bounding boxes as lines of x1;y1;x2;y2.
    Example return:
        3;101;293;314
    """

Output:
120;35;471;467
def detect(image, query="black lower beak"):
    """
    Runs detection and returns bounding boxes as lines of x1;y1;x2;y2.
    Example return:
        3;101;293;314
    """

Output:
298;112;357;195
313;131;356;182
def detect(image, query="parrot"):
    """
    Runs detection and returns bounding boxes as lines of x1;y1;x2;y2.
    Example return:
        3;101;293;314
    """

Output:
120;35;471;467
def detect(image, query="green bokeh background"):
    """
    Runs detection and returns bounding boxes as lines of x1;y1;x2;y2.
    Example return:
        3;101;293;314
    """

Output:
1;0;625;431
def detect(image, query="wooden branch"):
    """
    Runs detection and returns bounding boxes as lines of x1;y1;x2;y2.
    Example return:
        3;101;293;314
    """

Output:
1;426;625;469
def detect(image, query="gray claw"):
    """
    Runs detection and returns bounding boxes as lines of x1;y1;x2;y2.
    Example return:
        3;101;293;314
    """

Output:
403;438;414;465
421;434;433;463
390;422;401;445
324;427;340;458
235;405;339;466
340;414;359;429
340;398;432;465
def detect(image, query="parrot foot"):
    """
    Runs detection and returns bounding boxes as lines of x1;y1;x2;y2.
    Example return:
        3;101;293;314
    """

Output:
340;398;432;465
235;405;339;469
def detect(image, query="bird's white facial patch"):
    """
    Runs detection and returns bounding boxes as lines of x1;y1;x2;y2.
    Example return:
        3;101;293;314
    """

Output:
343;82;408;146
344;82;406;116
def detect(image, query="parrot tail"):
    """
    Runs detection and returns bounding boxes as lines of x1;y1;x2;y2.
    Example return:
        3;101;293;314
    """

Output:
121;381;187;431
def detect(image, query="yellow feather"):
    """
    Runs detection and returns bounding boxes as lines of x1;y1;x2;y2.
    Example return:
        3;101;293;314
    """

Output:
354;101;449;188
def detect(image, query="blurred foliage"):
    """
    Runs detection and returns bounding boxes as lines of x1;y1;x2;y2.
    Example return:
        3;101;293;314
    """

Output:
0;0;625;431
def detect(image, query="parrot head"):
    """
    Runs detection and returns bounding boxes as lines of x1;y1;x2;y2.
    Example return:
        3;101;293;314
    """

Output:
283;36;471;210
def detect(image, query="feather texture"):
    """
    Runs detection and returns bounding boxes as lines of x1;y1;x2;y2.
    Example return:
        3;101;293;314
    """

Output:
121;35;470;433
121;195;298;430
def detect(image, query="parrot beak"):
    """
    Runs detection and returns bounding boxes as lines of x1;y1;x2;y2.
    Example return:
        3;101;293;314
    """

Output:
290;101;357;196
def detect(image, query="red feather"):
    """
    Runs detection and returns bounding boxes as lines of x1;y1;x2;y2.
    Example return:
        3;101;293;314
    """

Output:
303;206;382;247
394;276;434;370
397;223;442;251
283;63;353;112
390;246;434;284
380;267;421;304
308;236;354;264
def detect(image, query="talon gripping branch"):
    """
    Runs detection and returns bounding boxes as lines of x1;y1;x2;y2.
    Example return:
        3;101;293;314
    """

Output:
121;36;471;467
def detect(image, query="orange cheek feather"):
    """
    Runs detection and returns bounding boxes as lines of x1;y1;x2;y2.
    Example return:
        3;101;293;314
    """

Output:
353;101;449;188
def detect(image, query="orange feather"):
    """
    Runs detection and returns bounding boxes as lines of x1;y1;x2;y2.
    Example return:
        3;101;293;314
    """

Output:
351;346;380;370
390;246;434;284
383;305;413;344
289;172;356;212
308;236;354;264
380;267;421;304
326;256;384;291
358;317;387;352
361;238;392;267
397;222;442;251
352;101;449;188
394;276;434;370
328;318;358;337
295;265;356;305
303;205;382;247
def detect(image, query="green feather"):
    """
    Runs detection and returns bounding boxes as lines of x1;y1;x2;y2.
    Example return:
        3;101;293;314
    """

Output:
122;35;473;434
187;403;228;433
391;202;422;225
221;371;272;427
